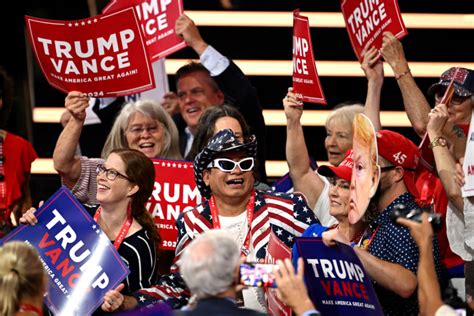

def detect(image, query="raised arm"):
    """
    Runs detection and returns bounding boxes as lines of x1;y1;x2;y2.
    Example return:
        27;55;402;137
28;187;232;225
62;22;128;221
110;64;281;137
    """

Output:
361;46;384;131
175;14;208;56
53;91;89;189
426;103;464;211
176;14;267;181
380;32;431;137
283;87;325;209
397;213;445;316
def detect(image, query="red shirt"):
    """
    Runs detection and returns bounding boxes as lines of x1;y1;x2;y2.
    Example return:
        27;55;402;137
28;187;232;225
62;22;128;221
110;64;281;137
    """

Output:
1;132;37;223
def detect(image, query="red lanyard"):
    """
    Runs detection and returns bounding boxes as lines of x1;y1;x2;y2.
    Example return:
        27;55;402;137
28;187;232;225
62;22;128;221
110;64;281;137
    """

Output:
19;303;43;316
209;190;255;256
93;205;133;250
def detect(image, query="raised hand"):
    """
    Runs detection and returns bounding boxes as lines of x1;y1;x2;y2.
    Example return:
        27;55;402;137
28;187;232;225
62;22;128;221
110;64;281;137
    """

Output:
64;91;90;121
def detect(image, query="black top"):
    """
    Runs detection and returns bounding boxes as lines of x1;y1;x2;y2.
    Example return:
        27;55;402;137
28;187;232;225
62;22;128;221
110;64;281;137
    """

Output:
85;205;158;294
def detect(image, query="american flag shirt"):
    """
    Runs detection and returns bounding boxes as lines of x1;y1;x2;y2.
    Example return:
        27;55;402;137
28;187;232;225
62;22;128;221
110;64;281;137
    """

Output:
133;190;319;309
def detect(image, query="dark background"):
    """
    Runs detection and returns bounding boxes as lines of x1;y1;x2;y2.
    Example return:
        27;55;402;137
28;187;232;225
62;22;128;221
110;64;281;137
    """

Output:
0;0;472;203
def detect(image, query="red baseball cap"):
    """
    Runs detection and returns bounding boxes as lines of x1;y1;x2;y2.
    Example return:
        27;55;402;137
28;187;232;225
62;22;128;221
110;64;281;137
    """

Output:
318;149;353;182
376;130;420;198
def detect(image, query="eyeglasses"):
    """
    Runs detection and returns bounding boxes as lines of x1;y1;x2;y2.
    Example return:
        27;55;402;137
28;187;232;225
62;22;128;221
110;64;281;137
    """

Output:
435;92;470;106
96;164;131;181
127;124;161;135
207;157;254;172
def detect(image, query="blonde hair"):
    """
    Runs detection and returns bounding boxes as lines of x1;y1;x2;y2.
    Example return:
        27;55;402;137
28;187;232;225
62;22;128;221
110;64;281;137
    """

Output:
353;113;379;173
101;99;182;160
0;242;45;316
325;104;364;130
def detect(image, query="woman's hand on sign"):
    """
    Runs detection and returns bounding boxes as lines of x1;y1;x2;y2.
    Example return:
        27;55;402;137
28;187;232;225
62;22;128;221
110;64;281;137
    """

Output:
361;44;383;85
283;87;303;122
380;32;408;74
19;208;38;225
19;201;43;226
102;283;125;312
322;228;350;247
65;91;90;121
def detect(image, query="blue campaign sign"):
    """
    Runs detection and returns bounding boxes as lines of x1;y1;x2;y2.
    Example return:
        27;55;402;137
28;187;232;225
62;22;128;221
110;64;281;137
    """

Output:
295;237;383;316
0;186;130;315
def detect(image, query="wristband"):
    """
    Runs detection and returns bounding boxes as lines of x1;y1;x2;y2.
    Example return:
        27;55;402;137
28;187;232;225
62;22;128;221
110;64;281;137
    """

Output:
394;68;411;80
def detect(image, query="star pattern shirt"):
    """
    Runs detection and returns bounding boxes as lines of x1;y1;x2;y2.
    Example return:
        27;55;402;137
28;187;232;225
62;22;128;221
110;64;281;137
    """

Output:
367;192;444;316
134;190;319;308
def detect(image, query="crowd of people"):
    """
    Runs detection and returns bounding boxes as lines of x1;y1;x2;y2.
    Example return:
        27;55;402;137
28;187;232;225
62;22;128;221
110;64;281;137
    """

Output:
0;10;473;316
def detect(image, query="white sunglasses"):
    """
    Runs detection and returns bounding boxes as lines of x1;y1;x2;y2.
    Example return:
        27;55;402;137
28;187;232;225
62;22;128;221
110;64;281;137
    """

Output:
207;157;255;172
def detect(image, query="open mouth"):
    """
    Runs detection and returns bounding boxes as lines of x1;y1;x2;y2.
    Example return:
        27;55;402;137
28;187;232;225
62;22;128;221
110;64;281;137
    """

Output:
328;151;341;157
226;179;244;185
186;106;200;114
97;182;110;191
139;142;155;149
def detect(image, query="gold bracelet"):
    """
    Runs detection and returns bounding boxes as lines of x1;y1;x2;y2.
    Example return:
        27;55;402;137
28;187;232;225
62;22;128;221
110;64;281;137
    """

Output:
394;68;411;80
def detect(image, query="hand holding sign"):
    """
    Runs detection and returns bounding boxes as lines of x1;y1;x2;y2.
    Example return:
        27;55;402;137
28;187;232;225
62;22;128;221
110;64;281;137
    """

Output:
101;283;125;312
274;258;316;315
103;0;186;61
283;87;304;119
341;0;407;61
19;207;39;225
64;91;90;121
427;104;449;138
2;187;130;315
360;45;383;84
380;31;410;75
26;8;155;97
175;14;208;55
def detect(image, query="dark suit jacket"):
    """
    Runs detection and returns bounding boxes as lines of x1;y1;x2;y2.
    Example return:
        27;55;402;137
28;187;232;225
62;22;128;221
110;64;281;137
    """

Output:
175;60;267;183
173;297;267;316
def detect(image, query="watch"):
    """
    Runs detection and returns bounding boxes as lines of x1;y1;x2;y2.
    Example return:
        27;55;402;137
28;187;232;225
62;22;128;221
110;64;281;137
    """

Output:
429;136;447;149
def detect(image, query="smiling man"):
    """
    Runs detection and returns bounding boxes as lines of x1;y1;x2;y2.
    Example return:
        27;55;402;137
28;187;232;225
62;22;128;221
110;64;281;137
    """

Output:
173;14;267;182
106;129;318;312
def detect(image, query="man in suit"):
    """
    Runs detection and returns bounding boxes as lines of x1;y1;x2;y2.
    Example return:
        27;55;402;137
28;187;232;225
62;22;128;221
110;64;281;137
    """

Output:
173;14;267;182
176;229;265;315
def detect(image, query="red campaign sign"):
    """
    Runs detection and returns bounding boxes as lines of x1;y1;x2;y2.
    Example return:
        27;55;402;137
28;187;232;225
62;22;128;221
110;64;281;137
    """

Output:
148;159;202;250
25;8;155;97
292;10;326;105
265;231;292;316
104;0;186;61
341;0;408;61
